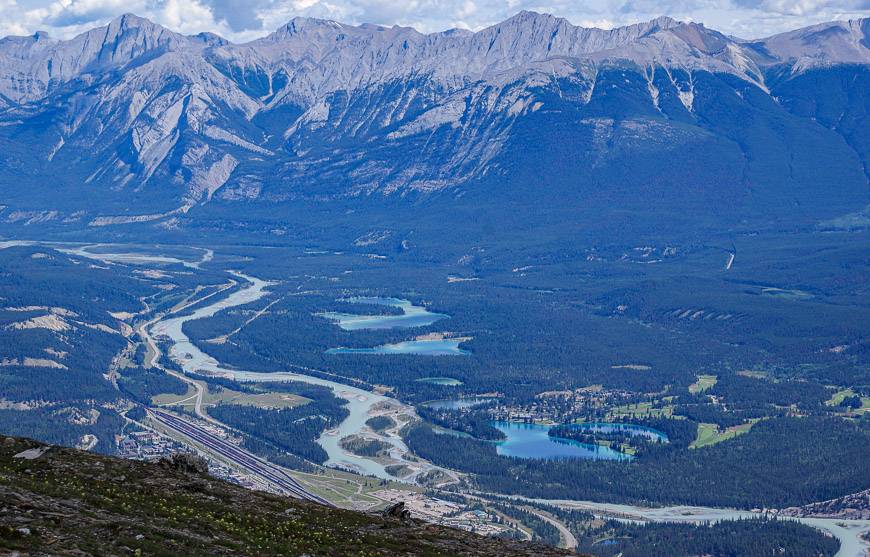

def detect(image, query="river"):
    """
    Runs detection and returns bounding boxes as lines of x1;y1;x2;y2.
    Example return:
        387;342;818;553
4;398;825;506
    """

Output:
149;273;445;481
522;497;870;557
9;239;864;553
149;265;870;556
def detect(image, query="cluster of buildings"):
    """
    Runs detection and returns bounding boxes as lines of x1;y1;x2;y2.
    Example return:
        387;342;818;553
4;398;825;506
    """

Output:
116;430;181;459
115;429;258;490
371;489;512;537
487;387;639;423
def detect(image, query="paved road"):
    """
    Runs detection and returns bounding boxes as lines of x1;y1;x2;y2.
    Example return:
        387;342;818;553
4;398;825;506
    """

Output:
523;507;577;550
149;409;331;506
137;284;237;427
136;286;329;506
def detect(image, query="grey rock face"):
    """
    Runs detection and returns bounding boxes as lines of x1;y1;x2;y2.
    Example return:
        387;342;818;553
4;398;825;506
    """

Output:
159;453;209;475
0;12;866;219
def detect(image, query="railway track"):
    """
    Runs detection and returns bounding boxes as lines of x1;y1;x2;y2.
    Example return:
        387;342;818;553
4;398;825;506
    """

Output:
149;409;331;506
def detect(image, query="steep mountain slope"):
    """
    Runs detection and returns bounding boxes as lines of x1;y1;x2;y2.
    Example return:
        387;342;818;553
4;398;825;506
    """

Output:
0;12;867;235
750;18;870;71
0;435;570;556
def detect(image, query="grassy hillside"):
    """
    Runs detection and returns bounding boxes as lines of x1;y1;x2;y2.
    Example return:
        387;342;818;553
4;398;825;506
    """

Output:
0;435;570;557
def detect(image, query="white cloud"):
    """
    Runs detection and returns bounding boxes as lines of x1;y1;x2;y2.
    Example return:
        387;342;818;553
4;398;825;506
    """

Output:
0;0;238;39
1;0;868;42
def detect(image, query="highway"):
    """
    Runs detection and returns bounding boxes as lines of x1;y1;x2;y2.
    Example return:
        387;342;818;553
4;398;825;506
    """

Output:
149;408;331;506
133;280;330;506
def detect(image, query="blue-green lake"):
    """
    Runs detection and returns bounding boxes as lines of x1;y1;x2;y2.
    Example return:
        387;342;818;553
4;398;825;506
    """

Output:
327;338;470;356
318;297;448;330
492;421;633;461
567;422;669;442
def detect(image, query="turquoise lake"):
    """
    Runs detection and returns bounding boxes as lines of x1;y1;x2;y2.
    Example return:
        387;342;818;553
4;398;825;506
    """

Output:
326;338;470;356
318;297;448;330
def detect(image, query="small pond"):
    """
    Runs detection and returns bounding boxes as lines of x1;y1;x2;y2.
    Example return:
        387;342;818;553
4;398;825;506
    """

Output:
415;377;464;386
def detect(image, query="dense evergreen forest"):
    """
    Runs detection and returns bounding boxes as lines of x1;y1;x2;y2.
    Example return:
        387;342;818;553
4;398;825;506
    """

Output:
0;405;124;454
118;366;188;404
408;417;870;508
206;378;349;464
574;518;840;557
170;239;870;510
365;416;396;432
1;234;867;547
0;247;156;450
183;231;870;404
0;245;231;453
417;405;505;440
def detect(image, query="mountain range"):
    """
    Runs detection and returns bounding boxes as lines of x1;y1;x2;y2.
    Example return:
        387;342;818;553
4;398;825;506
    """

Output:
0;12;867;236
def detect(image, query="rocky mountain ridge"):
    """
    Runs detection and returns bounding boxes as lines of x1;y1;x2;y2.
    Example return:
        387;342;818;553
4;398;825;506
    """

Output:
0;11;867;231
4;11;868;103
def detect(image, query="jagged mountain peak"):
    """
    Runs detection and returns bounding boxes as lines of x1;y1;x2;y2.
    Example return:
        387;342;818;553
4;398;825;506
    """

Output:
263;14;423;46
662;20;735;55
605;14;684;36
279;15;345;34
0;30;57;55
0;14;200;104
495;11;679;34
108;12;156;29
497;10;566;27
479;12;681;44
648;15;681;29
74;12;187;61
193;31;229;47
0;11;868;214
71;12;188;58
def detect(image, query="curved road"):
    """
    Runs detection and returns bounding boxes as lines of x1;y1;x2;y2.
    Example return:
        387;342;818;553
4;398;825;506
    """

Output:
526;508;578;550
522;496;870;557
135;283;328;504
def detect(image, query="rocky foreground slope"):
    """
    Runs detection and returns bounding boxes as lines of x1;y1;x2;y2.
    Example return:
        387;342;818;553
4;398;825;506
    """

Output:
0;435;570;556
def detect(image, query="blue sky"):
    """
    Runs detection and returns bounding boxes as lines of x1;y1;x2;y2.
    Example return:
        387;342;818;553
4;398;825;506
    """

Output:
1;0;868;42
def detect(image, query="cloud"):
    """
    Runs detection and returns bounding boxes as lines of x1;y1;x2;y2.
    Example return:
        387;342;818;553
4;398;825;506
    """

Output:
732;0;870;15
1;0;868;42
45;0;140;26
207;0;269;31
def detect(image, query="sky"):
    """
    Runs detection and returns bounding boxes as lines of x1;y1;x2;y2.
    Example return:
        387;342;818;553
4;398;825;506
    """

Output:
0;0;868;43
